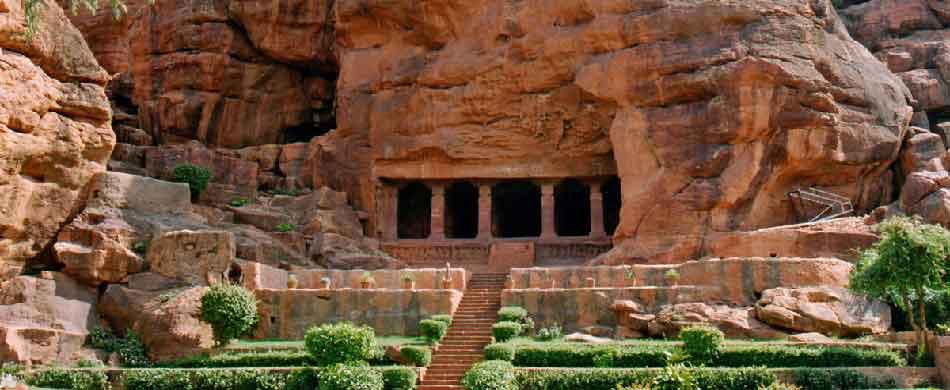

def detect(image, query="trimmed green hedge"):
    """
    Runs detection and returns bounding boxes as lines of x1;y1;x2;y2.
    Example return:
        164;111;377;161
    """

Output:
793;368;899;390
490;343;906;368
400;346;432;367
26;368;111;390
515;367;776;390
120;367;416;390
160;349;397;368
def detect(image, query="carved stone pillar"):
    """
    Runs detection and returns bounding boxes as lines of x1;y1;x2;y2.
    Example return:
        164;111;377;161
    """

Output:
478;184;492;241
541;183;556;240
590;185;606;240
431;184;445;240
383;184;398;241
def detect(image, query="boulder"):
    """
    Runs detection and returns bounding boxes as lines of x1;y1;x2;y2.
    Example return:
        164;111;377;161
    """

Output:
0;273;98;364
755;287;891;337
564;332;612;344
99;285;214;362
649;303;786;339
788;332;834;343
147;230;236;286
0;0;114;278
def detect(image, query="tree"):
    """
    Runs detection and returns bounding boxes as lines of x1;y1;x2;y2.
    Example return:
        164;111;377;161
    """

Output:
850;216;950;358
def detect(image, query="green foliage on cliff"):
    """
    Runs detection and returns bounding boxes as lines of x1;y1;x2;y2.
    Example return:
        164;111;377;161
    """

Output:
22;0;130;39
172;164;213;200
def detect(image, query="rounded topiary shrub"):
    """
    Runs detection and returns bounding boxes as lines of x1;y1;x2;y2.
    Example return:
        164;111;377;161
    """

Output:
461;360;517;390
430;314;453;325
172;164;213;200
679;325;724;364
484;344;515;361
305;322;378;366
199;284;259;346
317;363;383;390
497;306;528;323
492;321;523;343
419;319;448;344
399;346;432;367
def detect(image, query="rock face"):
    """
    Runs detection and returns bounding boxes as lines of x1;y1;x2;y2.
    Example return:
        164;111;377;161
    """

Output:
0;273;98;364
0;0;115;279
147;230;236;286
333;0;912;260
755;287;892;337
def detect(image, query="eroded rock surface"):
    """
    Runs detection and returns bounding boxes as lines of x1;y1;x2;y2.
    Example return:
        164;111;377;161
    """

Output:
0;0;114;279
755;287;892;337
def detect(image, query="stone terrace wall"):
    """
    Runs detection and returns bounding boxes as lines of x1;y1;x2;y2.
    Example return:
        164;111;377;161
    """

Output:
503;258;854;333
254;289;463;338
238;262;469;290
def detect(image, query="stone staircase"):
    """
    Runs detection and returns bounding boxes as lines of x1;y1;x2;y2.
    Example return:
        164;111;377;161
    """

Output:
419;273;507;390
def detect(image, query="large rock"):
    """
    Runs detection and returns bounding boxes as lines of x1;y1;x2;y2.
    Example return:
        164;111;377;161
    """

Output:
0;273;98;364
53;172;204;286
99;285;214;362
147;230;236;285
755;287;891;337
334;0;912;259
649;303;787;340
0;0;114;279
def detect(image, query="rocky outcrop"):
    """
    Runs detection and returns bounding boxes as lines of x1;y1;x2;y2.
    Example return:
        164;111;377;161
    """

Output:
648;303;787;340
99;285;213;362
755;287;892;337
0;0;115;279
0;273;98;364
334;0;912;259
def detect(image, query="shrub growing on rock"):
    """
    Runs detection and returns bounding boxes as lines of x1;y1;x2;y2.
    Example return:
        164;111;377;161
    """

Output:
305;322;378;366
679;325;724;364
199;284;259;346
317;363;384;390
419;319;448;344
462;360;517;390
492;321;523;343
172;164;213;200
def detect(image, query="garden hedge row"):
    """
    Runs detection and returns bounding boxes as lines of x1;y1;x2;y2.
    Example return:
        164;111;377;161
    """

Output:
513;367;900;390
486;343;906;368
160;349;397;368
26;366;417;390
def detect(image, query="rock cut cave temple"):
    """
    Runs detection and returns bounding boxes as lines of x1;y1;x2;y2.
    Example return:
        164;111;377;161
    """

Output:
375;176;621;272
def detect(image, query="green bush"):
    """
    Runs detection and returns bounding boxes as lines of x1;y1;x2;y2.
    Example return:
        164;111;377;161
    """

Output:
652;364;699;390
419;319;448;344
230;198;250;207
497;306;529;323
172;164;213;200
275;223;297;232
400;346;432;367
680;325;724;364
85;327;149;367
515;367;775;390
305;322;379;366
27;368;112;390
792;368;898;390
485;343;516;361
430;314;453;326
509;344;667;367
380;366;417;390
200;284;259;346
461;361;517;390
492;321;523;343
318;363;384;390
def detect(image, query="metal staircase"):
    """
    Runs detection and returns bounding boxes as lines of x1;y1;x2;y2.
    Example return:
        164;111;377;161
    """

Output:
787;187;854;223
